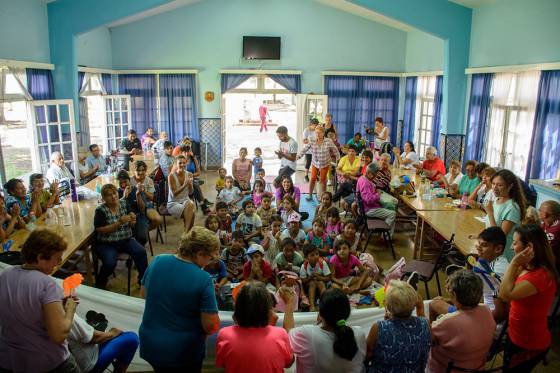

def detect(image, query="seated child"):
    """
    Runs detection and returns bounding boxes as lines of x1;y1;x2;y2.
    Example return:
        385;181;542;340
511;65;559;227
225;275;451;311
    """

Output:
205;256;229;294
273;237;304;273
279;212;306;249
279;195;298;229
300;244;332;312
275;270;305;312
257;193;276;228
254;168;266;185
215;167;227;194
252;180;266;207
235;199;262;243
262;215;282;264
336;220;362;253
305;217;331;257
243;244;274;290
315;191;333;222
221;231;247;282
329;239;372;294
205;214;229;247
0;194;24;241
215;201;233;234
217;176;242;216
326;207;343;242
29;173;60;211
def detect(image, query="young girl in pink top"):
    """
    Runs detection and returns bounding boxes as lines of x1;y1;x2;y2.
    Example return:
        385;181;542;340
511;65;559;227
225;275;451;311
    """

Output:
252;180;266;207
329;239;372;294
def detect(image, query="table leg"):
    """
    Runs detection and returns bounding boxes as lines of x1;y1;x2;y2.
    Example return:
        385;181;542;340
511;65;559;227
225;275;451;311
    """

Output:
84;245;94;285
413;215;421;258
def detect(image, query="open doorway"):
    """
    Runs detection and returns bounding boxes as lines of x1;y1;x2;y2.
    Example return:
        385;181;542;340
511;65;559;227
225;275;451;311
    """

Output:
222;76;296;176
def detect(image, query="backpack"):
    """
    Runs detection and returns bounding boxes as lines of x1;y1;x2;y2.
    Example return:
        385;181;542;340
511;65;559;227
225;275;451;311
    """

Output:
358;252;379;280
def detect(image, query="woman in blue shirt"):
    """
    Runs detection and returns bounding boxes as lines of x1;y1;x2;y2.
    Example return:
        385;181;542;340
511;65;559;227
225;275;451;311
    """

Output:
140;226;221;372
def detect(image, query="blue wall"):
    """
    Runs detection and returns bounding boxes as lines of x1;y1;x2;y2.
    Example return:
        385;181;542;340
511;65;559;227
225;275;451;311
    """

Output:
0;0;50;62
405;30;444;72
470;0;560;67
76;27;113;69
110;0;408;118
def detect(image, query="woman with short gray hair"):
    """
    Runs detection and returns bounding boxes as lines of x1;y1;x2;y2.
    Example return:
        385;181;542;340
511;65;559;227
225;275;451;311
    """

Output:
428;269;496;373
366;280;430;372
413;146;446;183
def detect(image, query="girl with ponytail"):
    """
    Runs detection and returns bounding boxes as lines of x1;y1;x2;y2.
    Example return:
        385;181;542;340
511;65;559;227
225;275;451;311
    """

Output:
282;288;366;372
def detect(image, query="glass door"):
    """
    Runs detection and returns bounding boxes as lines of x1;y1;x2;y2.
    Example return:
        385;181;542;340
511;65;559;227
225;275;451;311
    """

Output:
29;100;77;176
103;95;131;155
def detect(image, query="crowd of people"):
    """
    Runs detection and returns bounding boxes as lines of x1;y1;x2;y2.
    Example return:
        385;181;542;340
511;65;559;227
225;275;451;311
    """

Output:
0;116;558;372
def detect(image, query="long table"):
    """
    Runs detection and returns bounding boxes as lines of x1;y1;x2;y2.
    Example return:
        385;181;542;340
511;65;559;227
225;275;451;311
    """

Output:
5;154;158;284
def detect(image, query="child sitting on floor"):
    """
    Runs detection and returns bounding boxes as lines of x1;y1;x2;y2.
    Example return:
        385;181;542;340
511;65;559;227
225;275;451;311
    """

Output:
243;244;275;290
336;220;362;253
326;207;343;242
273;237;304;273
252;180;266;207
221;230;246;282
280;195;298;229
215;167;227;194
306;216;331;257
215;201;233;234
257;193;276;228
300;244;332;312
235;199;262;243
279;212;306;249
329;239;372;294
262;215;282;264
205;214;229;247
217;176;242;217
315;191;334;222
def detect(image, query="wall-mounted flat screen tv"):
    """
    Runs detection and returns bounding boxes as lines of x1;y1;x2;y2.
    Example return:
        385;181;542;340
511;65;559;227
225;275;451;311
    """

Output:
243;36;281;60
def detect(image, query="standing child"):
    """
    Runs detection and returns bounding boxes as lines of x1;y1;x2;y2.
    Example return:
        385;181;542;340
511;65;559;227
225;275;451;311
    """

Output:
280;212;306;249
243;244;275;289
235;200;262;243
326;207;343;242
217;176;242;216
257;193;277;228
300;244;332;311
315;192;334;222
215;201;233;234
252;148;263;181
221;230;247;282
273;237;305;273
252;180;266;207
329;239;372;294
215;167;227;194
205;214;229;247
261;215;282;264
305;217;331;257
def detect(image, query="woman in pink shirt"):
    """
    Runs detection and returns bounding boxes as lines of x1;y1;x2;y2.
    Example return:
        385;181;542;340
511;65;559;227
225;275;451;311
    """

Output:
232;147;252;192
216;282;293;373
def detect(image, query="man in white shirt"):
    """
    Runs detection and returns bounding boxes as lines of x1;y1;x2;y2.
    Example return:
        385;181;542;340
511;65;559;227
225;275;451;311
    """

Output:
46;151;75;185
274;126;298;188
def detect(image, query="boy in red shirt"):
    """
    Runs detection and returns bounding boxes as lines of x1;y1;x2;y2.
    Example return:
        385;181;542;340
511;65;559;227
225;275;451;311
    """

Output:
243;244;274;287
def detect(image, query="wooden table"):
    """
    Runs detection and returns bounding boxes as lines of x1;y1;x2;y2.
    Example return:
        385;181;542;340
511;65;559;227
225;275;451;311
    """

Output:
414;208;486;258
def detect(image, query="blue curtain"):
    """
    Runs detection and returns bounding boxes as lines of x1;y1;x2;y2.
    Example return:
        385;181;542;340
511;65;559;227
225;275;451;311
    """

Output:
118;74;157;136
431;75;443;152
221;74;252;93
159;74;199;143
101;73;113;94
526;70;560;180
464;73;493;164
324;75;399;143
267;74;301;93
26;68;55;100
402;77;417;146
78;72;86;93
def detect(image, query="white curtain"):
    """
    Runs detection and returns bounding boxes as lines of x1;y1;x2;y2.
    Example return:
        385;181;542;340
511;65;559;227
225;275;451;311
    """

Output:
80;73;107;96
1;67;32;101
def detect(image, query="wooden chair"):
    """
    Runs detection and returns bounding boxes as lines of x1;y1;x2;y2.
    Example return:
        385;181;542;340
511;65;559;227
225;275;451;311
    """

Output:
355;191;396;259
401;234;455;298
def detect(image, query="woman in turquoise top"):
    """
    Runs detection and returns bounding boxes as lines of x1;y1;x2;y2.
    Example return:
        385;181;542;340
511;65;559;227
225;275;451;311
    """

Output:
457;160;480;197
140;226;221;372
485;169;526;261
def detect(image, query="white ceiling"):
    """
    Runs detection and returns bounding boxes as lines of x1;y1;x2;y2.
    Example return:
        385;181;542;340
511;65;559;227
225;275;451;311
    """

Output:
449;0;497;8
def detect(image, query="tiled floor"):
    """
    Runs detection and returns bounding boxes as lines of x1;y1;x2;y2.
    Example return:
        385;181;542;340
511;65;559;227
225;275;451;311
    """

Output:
102;169;559;372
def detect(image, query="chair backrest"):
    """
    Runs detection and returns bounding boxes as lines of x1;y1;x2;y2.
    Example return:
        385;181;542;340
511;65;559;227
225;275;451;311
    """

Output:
435;234;455;270
445;362;502;373
154;178;168;208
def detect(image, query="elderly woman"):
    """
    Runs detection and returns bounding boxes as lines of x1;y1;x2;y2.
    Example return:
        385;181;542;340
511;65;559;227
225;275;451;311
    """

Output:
333;145;361;202
366;280;430;372
217;282;293;373
414;146;446;183
440;160;464;192
428;269;496;373
373;153;392;193
393;141;419;169
140;226;221;372
283;288;366;373
94;184;148;289
0;229;80;372
46;151;75;185
354;162;396;234
499;225;557;372
4;178;42;222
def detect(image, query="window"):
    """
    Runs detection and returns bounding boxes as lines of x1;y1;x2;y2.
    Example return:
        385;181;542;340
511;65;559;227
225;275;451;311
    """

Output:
484;71;540;177
414;76;437;157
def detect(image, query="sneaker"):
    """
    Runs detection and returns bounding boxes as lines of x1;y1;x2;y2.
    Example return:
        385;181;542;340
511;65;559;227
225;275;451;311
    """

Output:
304;175;309;182
407;271;420;291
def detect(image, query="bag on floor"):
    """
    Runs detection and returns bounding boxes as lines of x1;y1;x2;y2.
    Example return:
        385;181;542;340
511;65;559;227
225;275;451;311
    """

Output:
384;256;406;286
359;252;380;281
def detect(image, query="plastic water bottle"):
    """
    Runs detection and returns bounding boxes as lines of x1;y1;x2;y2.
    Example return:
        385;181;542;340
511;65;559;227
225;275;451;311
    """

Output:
70;179;78;202
460;192;468;210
